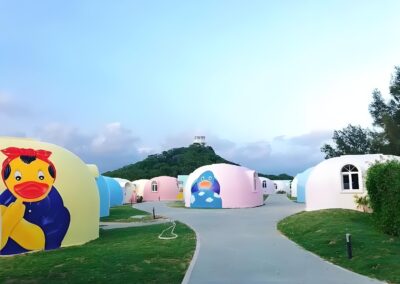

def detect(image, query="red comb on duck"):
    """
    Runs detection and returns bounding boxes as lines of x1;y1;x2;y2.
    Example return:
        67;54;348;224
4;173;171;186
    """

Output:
1;147;56;180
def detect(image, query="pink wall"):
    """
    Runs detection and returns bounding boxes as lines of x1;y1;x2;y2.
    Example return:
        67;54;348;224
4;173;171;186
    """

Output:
184;163;264;208
143;176;179;201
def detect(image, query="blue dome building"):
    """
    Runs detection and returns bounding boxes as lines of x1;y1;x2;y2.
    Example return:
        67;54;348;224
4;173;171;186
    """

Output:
104;176;123;207
297;167;314;203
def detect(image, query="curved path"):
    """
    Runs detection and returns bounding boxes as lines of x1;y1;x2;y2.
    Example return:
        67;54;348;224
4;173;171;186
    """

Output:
135;195;383;284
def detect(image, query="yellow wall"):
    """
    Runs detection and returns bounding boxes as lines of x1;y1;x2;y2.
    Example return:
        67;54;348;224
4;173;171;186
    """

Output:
0;137;99;250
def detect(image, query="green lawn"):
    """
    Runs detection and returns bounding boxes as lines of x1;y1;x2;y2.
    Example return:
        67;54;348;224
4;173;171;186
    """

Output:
278;209;400;283
0;222;196;283
100;205;154;222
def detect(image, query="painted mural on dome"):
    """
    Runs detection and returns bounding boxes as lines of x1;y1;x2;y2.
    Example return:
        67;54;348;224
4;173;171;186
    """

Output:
190;170;222;208
0;147;70;255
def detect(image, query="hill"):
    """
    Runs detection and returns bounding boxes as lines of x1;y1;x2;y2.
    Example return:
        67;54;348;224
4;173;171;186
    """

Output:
103;143;293;180
103;143;237;180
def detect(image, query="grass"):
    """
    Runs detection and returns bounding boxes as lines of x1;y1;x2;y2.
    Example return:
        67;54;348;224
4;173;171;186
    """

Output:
278;209;400;283
0;222;196;283
167;201;186;208
100;205;155;222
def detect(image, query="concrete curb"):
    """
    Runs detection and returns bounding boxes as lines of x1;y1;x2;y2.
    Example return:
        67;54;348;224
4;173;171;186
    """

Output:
181;222;200;284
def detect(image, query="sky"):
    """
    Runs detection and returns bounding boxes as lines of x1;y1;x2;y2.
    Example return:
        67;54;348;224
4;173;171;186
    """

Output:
1;1;400;175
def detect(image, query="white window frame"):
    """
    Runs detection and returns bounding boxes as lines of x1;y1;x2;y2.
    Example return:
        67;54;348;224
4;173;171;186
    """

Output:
262;180;267;188
341;164;363;193
151;181;158;192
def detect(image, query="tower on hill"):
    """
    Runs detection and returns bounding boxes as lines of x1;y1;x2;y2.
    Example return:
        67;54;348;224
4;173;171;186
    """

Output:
193;136;206;146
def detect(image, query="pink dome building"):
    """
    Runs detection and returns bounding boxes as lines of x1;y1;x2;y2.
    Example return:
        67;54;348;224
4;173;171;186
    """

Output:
184;163;264;208
142;176;180;201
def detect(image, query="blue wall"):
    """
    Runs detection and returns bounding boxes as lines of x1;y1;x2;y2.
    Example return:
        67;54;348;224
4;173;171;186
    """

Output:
96;175;110;217
104;176;124;207
297;167;314;203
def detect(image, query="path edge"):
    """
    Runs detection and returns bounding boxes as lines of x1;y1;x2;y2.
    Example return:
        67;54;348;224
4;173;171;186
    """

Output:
181;222;200;284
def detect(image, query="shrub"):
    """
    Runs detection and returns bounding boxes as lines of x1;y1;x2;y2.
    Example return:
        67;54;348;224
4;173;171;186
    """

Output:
366;160;400;236
354;195;371;212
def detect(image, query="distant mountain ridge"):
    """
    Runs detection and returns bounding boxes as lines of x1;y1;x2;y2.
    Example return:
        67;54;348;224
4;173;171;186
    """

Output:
103;143;293;181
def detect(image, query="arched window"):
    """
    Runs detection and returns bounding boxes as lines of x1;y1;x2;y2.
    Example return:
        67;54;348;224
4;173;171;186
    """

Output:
341;164;360;190
274;183;277;190
262;180;267;188
151;181;158;192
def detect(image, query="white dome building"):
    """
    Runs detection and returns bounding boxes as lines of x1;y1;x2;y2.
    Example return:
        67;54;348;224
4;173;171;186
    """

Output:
290;176;299;198
132;179;149;198
258;177;275;194
273;180;291;193
113;178;135;204
306;154;400;211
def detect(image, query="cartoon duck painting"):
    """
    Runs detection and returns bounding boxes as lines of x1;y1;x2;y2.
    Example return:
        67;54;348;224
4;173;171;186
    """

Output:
0;147;70;255
190;170;222;208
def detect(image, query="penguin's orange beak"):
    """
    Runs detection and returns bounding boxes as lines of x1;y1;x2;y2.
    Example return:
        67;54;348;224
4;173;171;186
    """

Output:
14;181;50;200
199;180;211;189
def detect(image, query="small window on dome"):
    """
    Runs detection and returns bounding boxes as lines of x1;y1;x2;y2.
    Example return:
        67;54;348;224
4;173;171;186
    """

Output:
262;180;267;188
151;181;158;192
341;164;360;191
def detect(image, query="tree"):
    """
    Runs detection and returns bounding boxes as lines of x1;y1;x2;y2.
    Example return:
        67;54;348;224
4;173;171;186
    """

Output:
369;66;400;155
321;124;379;159
322;66;400;158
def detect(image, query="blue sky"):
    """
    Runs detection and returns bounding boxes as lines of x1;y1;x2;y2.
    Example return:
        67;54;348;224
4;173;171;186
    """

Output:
1;1;400;175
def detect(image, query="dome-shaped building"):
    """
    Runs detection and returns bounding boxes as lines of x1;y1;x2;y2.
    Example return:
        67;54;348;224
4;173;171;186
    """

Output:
306;154;400;211
96;175;110;217
132;179;149;199
290;176;299;198
86;164;110;218
103;176;123;207
0;137;99;256
184;164;263;209
296;167;314;203
113;178;136;204
143;176;179;201
258;177;275;195
273;180;291;193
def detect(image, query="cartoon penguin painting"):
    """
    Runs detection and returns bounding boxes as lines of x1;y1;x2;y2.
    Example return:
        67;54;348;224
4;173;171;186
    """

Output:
190;170;222;208
0;147;70;255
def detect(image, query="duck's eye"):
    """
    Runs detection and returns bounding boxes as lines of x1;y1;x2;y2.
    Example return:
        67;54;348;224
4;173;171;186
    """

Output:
208;176;212;180
201;177;204;181
38;171;45;180
15;171;22;181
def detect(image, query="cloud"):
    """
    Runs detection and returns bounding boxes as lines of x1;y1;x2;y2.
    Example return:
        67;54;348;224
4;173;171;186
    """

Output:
34;122;146;173
210;130;333;176
0;92;34;118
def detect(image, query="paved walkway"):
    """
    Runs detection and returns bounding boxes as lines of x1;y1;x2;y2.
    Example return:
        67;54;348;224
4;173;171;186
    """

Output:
135;195;383;284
